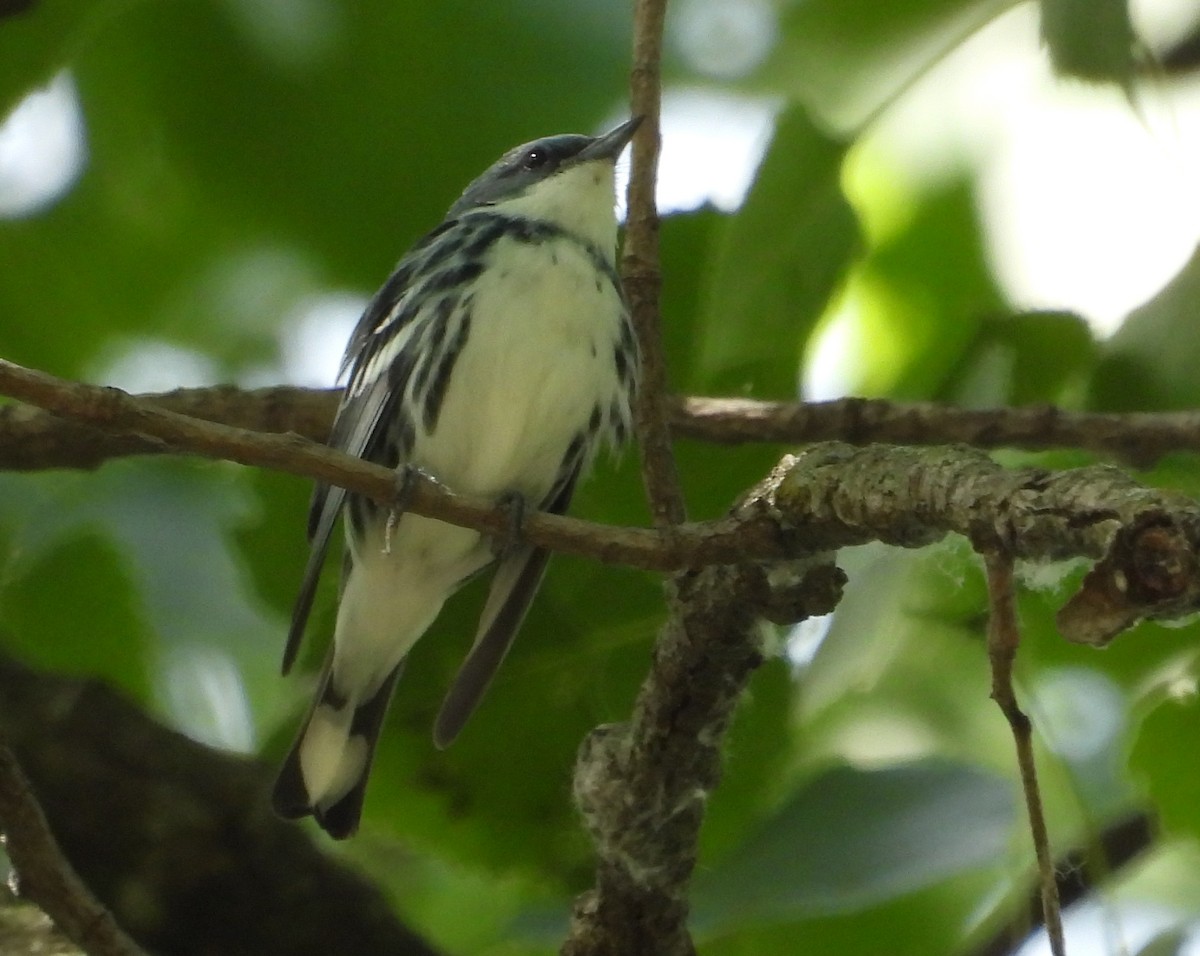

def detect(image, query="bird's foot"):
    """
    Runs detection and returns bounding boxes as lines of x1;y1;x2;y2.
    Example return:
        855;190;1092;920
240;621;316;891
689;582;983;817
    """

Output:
384;465;443;555
493;491;528;558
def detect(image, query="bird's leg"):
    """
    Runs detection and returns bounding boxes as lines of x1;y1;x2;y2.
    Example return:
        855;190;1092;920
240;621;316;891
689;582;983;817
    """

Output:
493;491;528;558
384;465;443;555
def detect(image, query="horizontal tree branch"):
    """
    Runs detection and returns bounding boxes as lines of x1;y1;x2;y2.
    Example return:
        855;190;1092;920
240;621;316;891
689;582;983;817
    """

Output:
1;359;1200;644
4;384;1200;475
0;381;337;472
0;360;768;573
673;396;1200;468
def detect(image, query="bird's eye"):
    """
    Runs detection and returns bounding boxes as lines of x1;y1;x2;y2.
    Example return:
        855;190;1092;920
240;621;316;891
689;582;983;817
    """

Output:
523;148;549;170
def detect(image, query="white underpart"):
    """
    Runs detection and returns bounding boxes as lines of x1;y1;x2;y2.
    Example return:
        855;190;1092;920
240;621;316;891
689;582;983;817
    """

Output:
299;703;368;806
420;159;624;493
298;513;479;808
302;157;627;805
419;231;625;495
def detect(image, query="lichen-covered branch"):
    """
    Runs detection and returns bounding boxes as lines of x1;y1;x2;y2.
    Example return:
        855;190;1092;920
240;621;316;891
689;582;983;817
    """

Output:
769;443;1200;643
563;483;845;955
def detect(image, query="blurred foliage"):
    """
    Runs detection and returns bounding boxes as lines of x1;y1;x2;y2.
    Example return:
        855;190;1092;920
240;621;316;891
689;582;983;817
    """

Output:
693;104;858;396
1040;0;1137;83
2;0;1199;954
1091;248;1200;411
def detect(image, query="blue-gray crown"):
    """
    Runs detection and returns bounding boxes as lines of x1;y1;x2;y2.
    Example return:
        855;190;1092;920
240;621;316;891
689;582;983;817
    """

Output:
447;116;641;217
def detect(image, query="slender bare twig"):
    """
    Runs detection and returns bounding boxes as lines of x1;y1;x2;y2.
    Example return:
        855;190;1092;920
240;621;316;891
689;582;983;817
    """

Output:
624;0;686;528
672;396;1200;467
983;552;1065;956
0;745;148;956
7;388;1200;475
972;812;1154;956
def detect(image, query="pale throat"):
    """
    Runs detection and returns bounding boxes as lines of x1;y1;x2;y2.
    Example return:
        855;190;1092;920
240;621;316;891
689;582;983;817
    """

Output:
493;162;619;254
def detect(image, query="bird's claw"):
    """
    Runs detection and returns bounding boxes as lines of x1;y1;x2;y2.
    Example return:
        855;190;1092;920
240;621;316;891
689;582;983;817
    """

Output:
384;465;442;555
494;491;528;558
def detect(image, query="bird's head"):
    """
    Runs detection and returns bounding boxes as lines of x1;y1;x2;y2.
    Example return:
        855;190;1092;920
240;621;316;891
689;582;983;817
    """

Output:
448;116;642;247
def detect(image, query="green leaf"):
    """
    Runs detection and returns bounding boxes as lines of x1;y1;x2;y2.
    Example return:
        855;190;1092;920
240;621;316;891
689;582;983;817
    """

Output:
697;864;1008;955
0;0;119;115
1090;248;1200;411
1135;928;1190;956
1040;0;1137;85
852;178;1005;400
234;467;324;620
0;530;152;699
1129;695;1200;844
761;0;1010;127
659;208;727;394
690;759;1016;930
939;310;1097;407
0;461;288;745
694;105;858;397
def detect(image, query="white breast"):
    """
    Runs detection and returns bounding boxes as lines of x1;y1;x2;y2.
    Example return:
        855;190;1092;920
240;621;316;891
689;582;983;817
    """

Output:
411;234;625;503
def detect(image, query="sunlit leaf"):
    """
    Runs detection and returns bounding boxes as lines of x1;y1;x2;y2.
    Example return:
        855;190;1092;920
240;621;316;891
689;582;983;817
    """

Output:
761;0;1011;129
857;178;1004;400
694;105;858;397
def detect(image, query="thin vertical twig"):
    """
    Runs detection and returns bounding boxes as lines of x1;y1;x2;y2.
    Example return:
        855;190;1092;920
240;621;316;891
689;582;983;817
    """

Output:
624;0;687;528
984;552;1066;956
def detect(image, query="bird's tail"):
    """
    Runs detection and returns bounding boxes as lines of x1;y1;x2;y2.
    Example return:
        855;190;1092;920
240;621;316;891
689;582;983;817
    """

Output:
272;660;403;839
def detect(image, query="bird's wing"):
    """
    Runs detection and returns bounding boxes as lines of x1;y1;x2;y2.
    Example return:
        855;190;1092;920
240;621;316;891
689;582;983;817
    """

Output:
432;464;581;748
281;255;429;675
282;381;397;673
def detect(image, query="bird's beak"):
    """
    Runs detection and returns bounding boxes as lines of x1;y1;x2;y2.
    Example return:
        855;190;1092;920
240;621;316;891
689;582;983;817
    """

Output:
576;116;643;163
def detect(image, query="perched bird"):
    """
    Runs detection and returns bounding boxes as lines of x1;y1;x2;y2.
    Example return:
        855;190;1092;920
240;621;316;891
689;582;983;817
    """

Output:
272;117;642;838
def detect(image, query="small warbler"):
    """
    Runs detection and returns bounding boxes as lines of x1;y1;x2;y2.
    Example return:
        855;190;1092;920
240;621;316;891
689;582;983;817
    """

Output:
273;117;642;838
